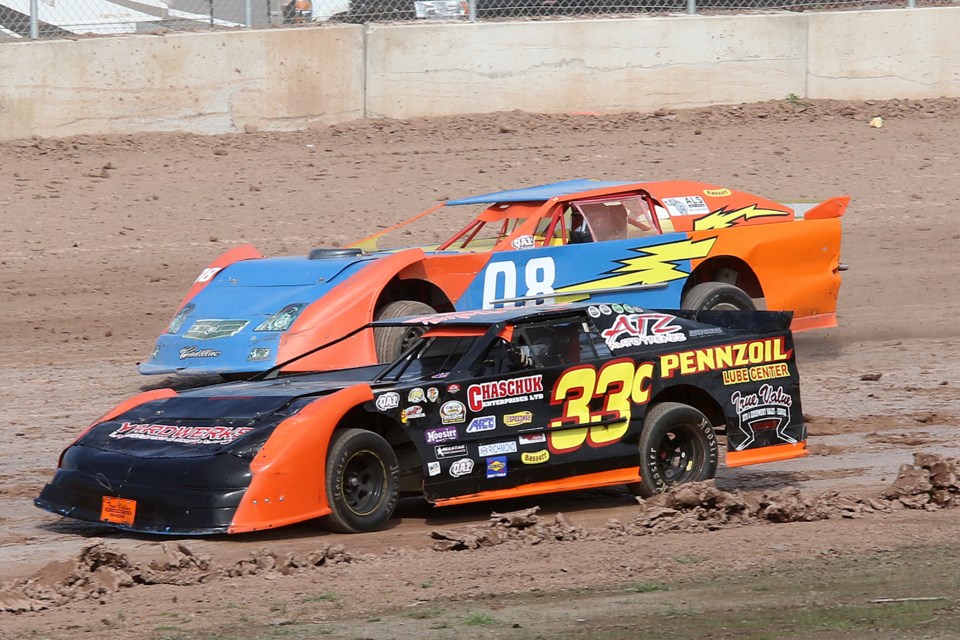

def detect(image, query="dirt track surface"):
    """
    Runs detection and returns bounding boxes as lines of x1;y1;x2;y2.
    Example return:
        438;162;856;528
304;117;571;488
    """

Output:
2;98;960;638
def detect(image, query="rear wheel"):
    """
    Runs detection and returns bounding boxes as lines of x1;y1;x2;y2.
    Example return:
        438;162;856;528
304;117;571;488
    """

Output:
636;402;718;498
324;428;399;533
681;282;755;312
373;300;436;362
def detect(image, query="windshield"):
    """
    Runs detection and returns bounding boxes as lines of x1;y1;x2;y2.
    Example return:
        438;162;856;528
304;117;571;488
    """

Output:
378;335;480;382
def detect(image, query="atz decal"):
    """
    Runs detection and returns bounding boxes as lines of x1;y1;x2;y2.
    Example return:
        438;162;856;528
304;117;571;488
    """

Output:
518;433;547;445
486;456;508;478
449;458;475;478
425;425;458;444
440;401;467;425
375;392;400;411
503;411;533;427
179;346;221;360
521;449;550;465
467;375;544;412
731;384;796;451
478;440;518;457
466;416;496;433
109;422;252;445
435;443;469;459
601;312;686;350
427;461;441;476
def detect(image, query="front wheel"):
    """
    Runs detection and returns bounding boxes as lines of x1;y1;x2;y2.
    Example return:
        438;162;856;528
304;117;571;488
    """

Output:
324;428;399;533
681;282;755;312
373;300;436;362
636;402;718;498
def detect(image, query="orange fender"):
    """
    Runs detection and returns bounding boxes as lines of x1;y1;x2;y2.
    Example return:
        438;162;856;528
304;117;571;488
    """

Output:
228;384;375;533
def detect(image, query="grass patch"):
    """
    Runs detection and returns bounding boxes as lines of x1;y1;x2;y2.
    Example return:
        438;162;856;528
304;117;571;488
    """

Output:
625;582;671;593
465;611;498;626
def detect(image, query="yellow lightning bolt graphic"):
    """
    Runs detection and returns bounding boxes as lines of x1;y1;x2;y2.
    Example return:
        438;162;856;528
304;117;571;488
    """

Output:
692;204;791;231
555;237;717;302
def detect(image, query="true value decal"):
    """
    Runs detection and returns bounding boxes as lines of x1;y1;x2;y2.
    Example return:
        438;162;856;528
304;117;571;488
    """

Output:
601;312;686;350
730;384;795;450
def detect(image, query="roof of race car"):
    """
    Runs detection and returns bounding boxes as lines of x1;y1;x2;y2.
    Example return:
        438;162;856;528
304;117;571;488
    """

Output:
373;303;593;327
445;179;634;206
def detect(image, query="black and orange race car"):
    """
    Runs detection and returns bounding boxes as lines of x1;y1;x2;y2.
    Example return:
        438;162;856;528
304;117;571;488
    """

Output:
37;303;805;535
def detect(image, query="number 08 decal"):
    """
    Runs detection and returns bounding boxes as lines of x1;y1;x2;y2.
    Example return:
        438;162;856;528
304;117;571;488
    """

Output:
548;359;654;454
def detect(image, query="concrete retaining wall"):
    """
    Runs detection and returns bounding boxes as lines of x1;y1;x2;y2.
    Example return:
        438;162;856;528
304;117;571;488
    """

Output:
0;8;957;140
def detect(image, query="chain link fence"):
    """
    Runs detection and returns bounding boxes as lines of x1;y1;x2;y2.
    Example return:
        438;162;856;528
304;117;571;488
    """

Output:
0;0;953;39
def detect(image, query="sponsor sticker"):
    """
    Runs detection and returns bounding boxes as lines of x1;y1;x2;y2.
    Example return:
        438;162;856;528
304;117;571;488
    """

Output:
611;303;624;313
449;458;474;478
440;400;467;425
511;235;535;250
435;443;469;459
109;422;252;445
663;195;710;216
408;388;426;403
518;433;546;446
403;405;425;421
704;188;732;198
731;384;796;451
447;384;461;394
427;387;440;403
467;375;544;412
100;496;136;525
478;440;518;457
425;425;458;444
598;304;612;315
521;449;550;465
375;392;400;411
503;411;533;427
587;305;601;318
722;362;791;386
427;461;441;477
486;456;508;478
466;416;496;434
179;346;221;360
601;312;687;350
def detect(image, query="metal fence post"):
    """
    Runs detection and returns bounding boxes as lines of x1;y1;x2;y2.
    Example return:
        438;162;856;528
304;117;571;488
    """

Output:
469;0;477;22
687;0;696;15
29;0;39;38
245;0;253;26
907;0;916;6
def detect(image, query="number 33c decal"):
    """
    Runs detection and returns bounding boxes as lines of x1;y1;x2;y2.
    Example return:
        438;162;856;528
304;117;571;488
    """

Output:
548;359;654;454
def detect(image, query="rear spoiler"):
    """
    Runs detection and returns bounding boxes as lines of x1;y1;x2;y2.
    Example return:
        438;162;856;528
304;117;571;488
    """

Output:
792;196;850;220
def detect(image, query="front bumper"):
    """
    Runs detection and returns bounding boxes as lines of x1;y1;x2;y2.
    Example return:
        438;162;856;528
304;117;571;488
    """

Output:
35;446;254;535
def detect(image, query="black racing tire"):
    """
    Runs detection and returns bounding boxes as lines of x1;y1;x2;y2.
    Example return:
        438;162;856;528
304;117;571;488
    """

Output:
324;428;399;533
373;300;436;362
681;282;755;312
636;402;718;498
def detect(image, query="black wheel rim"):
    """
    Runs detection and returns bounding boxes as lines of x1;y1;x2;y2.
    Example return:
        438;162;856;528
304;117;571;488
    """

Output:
399;327;425;354
341;450;386;516
655;425;702;485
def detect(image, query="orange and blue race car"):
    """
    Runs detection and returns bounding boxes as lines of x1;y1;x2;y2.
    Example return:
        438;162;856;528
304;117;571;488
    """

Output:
38;303;805;534
138;179;847;377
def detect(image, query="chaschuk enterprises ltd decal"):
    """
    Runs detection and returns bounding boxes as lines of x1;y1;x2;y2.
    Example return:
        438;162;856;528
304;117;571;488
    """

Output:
109;422;251;445
601;312;686;350
467;375;544;412
731;384;796;450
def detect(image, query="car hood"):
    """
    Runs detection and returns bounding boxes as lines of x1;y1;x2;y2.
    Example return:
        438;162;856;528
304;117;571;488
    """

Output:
77;369;388;458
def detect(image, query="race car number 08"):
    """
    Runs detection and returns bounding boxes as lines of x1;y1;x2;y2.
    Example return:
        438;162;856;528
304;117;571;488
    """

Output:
548;359;654;453
482;258;556;308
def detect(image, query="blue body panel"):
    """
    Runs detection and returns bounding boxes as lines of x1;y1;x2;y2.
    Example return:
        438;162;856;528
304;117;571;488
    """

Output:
141;256;377;375
446;179;633;206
